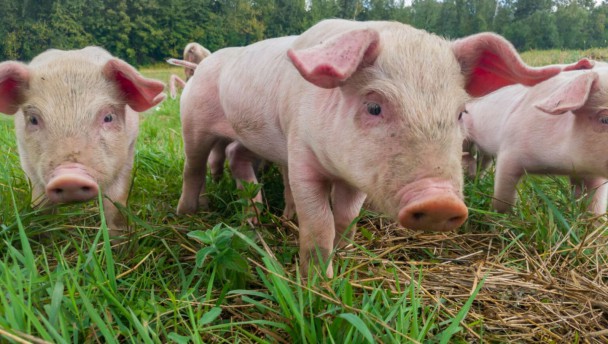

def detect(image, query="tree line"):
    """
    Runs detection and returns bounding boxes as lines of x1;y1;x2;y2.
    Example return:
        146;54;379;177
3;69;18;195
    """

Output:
1;0;607;66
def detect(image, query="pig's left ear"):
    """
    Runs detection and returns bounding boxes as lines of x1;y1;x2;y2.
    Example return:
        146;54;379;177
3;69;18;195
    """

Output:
103;59;166;112
287;28;380;89
452;33;562;97
535;72;599;115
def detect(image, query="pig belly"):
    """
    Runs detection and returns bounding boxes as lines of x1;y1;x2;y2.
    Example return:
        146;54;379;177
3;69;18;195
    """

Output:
233;126;288;164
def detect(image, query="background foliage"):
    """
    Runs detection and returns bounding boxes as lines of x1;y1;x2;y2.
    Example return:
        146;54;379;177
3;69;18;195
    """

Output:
2;0;608;65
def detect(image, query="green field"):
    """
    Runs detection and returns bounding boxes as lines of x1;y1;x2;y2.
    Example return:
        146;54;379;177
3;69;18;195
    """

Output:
1;55;607;343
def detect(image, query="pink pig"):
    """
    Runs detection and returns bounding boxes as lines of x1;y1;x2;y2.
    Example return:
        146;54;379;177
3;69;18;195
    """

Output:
169;43;211;99
0;47;166;236
178;19;571;275
464;62;608;215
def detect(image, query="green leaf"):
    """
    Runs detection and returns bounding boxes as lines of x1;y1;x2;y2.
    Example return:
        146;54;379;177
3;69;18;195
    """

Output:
338;313;375;344
199;307;222;326
195;246;216;268
167;332;191;344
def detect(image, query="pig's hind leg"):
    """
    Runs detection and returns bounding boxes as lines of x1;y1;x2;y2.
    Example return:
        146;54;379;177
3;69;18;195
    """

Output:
209;139;230;182
226;141;263;222
177;133;219;215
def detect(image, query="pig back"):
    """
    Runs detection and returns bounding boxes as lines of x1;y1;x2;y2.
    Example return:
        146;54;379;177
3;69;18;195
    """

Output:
217;36;301;165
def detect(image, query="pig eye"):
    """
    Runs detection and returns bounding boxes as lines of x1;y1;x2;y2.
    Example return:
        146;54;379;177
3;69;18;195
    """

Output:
458;110;468;121
367;102;382;116
600;116;608;125
28;115;39;126
103;114;114;123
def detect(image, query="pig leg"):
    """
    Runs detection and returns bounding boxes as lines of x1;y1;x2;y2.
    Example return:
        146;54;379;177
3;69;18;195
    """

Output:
462;139;478;178
281;166;296;220
226;141;263;221
492;156;523;213
288;156;335;277
581;177;608;216
209;139;230;182
30;183;47;208
331;180;366;249
177;134;217;214
477;152;493;177
103;168;133;238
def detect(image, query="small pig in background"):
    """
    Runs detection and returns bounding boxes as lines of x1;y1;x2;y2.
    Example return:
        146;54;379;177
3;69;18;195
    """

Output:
178;18;575;276
461;58;596;178
169;43;211;99
463;62;608;215
0;46;166;237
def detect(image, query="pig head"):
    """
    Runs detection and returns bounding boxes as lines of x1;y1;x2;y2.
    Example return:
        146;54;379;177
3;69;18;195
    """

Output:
464;64;608;214
0;46;165;236
183;43;211;81
178;19;567;276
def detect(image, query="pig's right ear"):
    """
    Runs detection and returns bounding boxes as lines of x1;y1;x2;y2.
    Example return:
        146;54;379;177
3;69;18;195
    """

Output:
560;58;594;72
103;59;166;112
287;28;380;89
0;61;30;115
452;33;562;97
535;72;599;115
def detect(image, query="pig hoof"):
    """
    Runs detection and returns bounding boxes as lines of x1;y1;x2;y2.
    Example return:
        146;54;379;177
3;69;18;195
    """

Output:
177;202;198;215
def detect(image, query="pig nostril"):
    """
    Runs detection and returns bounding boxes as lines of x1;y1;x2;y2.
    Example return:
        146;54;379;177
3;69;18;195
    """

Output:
413;212;425;220
449;215;464;223
53;188;64;195
82;186;91;192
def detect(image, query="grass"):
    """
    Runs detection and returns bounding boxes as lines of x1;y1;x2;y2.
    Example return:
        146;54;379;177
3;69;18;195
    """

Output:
1;54;607;343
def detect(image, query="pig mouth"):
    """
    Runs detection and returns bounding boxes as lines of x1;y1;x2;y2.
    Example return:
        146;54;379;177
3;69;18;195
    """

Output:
45;164;99;204
396;179;468;232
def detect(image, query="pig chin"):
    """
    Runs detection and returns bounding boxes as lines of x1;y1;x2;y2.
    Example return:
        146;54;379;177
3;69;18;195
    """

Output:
393;178;468;232
44;163;99;204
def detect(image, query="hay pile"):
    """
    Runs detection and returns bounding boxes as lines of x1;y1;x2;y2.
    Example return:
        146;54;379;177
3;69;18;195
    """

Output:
268;214;608;343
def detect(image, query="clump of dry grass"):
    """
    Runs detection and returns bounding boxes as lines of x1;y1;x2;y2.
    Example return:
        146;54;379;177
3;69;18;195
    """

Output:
314;213;608;343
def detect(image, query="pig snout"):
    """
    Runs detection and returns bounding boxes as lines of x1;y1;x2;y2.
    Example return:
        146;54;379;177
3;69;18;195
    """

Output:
397;179;468;232
45;164;99;204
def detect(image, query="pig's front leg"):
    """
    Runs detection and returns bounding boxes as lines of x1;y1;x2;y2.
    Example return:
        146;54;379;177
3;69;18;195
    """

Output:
331;180;366;249
103;198;127;238
30;183;47;208
288;155;335;277
103;170;132;238
177;134;217;214
580;177;608;216
492;156;523;213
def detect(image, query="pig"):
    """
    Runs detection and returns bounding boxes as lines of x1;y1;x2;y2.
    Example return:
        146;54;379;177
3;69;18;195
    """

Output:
463;63;608;215
183;43;211;81
0;46;166;237
177;19;573;276
168;43;212;99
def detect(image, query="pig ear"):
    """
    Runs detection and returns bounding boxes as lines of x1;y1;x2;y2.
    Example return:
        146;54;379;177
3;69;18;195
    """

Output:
287;28;380;89
103;59;166;112
0;61;30;115
560;58;594;72
535;72;599;115
452;33;562;97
